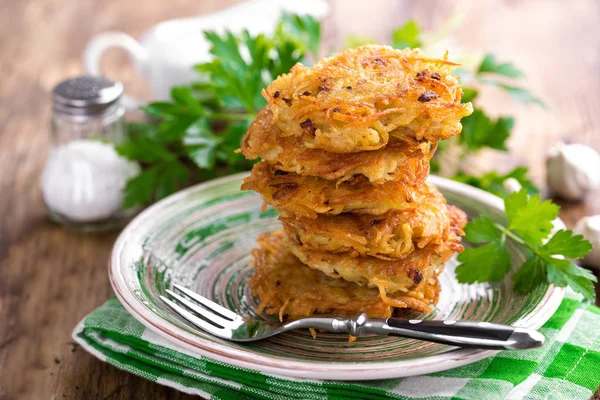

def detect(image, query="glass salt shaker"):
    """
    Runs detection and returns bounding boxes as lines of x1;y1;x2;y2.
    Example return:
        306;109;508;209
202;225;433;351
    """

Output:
41;76;141;232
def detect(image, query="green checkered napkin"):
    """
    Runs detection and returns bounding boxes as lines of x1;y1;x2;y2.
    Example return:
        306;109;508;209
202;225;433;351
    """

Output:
73;290;600;400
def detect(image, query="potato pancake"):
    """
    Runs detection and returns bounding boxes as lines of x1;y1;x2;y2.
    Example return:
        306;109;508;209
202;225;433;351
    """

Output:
242;161;440;219
249;231;441;320
280;189;452;260
284;205;466;295
243;45;471;323
260;45;472;153
241;108;434;185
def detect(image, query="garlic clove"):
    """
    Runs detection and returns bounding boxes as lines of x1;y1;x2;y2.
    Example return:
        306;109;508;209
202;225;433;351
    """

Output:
503;177;523;194
573;215;600;270
546;142;600;201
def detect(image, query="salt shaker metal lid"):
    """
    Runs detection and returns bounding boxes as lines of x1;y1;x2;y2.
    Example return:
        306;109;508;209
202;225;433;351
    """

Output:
52;76;124;116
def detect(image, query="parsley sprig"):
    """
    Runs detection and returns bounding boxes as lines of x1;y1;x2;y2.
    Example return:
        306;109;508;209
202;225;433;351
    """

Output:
456;190;596;300
390;20;543;193
393;20;595;299
120;16;544;207
452;166;539;198
454;54;544;158
117;13;320;208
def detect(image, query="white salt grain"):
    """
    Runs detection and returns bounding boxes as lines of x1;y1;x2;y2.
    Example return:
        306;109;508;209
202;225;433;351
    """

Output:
41;139;140;222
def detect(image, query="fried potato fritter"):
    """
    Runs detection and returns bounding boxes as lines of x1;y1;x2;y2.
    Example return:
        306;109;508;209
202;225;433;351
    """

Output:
242;161;441;218
280;191;452;260
243;45;471;322
284;205;467;295
260;45;472;153
241;108;434;185
249;231;441;320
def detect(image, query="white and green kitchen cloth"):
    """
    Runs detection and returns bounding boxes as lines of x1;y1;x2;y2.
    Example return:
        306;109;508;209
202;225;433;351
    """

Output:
73;291;600;400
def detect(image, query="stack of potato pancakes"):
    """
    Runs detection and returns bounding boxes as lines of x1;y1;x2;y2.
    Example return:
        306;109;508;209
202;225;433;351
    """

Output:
241;45;473;321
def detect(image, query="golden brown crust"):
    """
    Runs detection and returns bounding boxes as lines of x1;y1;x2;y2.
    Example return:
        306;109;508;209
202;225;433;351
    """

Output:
242;161;439;218
249;231;441;320
241;108;434;185
280;189;452;260
260;45;472;153
244;45;471;322
284;205;467;295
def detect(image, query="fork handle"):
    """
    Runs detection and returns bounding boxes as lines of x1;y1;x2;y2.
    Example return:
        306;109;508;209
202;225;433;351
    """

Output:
370;318;544;350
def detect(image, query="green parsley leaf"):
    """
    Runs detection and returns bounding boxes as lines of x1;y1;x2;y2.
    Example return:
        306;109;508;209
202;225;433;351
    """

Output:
545;257;597;301
157;116;199;142
497;84;546;108
452;166;539;198
459;108;513;151
277;12;321;58
462;87;478;103
183;119;222;170
199;30;269;113
469;54;544;108
116;136;176;163
199;25;309;114
429;158;441;174
477;53;524;78
538;230;592;259
463;215;501;243
170;86;205;114
189;81;221;105
391;20;422;49
123;164;162;208
142;102;188;118
455;215;511;284
477;78;546;108
268;39;305;79
512;256;547;293
456;240;512;283
505;190;559;246
457;189;595;301
142;87;217;118
123;122;160;139
188;144;217;170
121;14;317;207
123;161;190;207
499;167;539;196
155;161;189;200
215;122;255;172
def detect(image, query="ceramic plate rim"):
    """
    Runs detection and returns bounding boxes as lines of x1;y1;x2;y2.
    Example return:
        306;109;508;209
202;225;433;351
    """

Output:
109;172;565;380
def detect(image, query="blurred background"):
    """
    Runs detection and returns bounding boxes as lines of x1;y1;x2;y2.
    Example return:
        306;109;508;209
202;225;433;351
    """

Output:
2;0;600;222
1;0;599;399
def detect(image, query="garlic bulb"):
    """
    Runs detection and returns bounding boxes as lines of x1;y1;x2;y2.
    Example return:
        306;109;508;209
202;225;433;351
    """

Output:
546;142;600;201
573;215;600;269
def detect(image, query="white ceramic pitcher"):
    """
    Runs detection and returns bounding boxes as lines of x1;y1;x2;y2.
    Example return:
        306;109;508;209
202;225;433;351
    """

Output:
83;0;329;106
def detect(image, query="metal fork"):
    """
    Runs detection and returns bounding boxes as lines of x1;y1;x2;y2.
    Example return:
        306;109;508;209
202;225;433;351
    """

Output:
160;284;544;350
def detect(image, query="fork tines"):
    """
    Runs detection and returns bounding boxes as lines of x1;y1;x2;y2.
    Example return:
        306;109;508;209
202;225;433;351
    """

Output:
160;284;241;337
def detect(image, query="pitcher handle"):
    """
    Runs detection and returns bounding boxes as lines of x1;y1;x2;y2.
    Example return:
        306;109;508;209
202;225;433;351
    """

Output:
83;31;149;109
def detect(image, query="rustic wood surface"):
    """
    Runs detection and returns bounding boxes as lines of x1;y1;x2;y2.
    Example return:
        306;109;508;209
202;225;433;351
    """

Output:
1;0;599;398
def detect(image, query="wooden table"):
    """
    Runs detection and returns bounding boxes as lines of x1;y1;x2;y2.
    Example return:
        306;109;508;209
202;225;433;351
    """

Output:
1;0;599;398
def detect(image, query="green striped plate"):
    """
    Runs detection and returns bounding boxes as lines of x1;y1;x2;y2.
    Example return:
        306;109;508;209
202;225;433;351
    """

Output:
109;173;564;380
